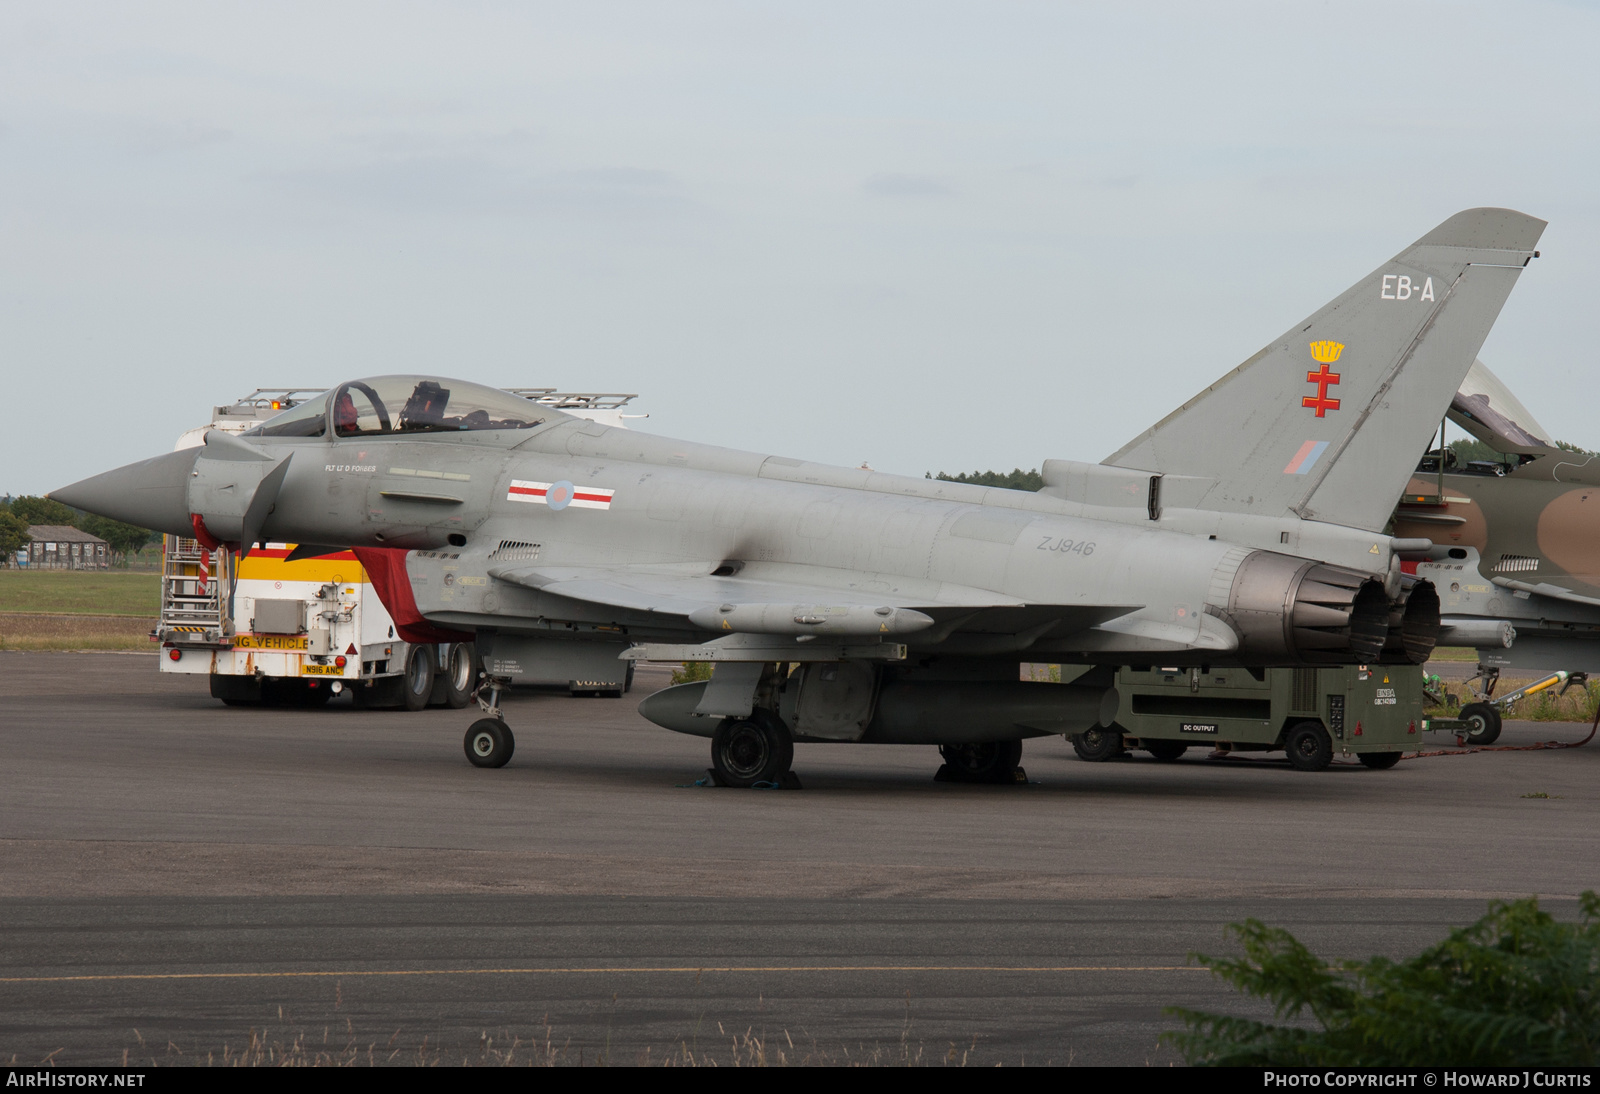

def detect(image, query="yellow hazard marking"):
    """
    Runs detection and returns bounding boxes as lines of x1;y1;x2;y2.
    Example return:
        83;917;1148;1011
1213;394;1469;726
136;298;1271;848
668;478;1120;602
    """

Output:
1309;340;1344;363
0;964;1206;985
234;635;308;650
1370;544;1381;554
301;664;344;675
722;619;732;630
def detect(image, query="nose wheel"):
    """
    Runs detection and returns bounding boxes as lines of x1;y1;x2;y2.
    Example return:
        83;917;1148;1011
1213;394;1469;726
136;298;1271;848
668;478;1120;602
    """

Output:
465;719;515;768
463;673;515;768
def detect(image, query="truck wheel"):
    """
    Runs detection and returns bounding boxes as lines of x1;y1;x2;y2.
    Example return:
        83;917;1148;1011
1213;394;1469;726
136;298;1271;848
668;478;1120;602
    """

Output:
401;645;435;712
258;678;290;708
1358;751;1403;770
1144;739;1188;762
464;719;514;768
1459;703;1502;745
712;716;794;788
1072;725;1125;762
210;676;260;706
443;643;476;709
1285;721;1333;771
938;740;1024;782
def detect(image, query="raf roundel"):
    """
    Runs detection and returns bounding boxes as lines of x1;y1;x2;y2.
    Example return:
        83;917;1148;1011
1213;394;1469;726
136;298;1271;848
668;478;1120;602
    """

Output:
546;480;575;511
506;479;615;511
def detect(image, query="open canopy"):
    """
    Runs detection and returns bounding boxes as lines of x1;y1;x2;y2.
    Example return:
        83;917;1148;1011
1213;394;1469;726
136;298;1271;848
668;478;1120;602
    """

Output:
245;376;568;439
1447;359;1554;456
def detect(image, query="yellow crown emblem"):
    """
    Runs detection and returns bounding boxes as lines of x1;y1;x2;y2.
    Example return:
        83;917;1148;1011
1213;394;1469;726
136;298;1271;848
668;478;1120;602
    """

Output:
1309;340;1345;363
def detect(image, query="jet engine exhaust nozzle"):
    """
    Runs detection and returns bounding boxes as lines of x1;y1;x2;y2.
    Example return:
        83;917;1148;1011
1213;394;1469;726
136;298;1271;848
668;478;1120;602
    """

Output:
1380;579;1440;665
1223;551;1392;666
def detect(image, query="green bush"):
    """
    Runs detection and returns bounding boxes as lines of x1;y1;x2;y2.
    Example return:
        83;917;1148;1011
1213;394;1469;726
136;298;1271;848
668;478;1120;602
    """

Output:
1166;893;1600;1066
930;468;1044;492
671;661;714;685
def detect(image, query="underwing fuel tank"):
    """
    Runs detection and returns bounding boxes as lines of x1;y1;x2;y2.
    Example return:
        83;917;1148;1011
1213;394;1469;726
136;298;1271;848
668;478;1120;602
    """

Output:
640;675;1119;744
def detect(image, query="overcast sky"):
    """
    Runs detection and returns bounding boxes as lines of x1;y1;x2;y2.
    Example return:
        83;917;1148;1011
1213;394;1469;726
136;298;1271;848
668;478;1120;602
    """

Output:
4;1;1597;495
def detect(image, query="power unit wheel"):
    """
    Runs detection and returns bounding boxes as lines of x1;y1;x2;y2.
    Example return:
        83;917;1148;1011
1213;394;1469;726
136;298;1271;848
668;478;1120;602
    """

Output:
464;719;515;768
443;643;476;709
1144;739;1188;762
1357;751;1403;770
401;645;436;712
1285;721;1334;771
711;717;794;788
1459;702;1503;745
938;740;1024;782
1072;725;1125;762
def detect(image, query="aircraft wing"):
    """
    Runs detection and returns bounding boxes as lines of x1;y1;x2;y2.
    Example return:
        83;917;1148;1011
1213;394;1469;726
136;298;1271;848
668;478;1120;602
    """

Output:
486;561;1138;641
1491;577;1600;610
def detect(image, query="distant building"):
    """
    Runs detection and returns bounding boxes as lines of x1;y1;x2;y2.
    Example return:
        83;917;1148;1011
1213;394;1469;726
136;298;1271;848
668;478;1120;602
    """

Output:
24;525;109;570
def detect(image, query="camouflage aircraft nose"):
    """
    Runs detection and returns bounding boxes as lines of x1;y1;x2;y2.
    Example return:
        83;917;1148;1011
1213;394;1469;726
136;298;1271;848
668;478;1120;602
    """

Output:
49;448;199;537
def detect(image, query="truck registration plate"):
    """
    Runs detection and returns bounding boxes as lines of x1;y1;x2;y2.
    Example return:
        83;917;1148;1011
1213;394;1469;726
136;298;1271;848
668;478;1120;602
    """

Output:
301;664;343;675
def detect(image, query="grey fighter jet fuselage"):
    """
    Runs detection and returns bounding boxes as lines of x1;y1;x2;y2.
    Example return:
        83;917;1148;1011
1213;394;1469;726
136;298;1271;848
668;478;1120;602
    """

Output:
53;208;1546;784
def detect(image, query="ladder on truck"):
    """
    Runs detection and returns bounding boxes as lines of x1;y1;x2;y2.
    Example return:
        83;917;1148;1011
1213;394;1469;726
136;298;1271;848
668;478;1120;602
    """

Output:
158;535;231;644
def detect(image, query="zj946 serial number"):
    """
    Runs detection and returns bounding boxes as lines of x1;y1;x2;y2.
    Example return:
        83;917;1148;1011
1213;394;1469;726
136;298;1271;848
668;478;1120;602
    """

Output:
1038;537;1095;556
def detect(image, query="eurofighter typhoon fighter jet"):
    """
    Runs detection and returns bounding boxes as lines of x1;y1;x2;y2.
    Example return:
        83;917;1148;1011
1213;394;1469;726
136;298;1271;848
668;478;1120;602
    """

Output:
54;209;1544;787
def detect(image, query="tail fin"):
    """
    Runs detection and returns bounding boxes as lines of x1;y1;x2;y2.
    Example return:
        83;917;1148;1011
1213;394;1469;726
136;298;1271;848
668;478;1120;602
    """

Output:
1103;208;1545;531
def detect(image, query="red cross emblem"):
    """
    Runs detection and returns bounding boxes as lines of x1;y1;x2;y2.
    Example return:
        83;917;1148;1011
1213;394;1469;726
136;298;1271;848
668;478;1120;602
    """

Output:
1302;364;1341;417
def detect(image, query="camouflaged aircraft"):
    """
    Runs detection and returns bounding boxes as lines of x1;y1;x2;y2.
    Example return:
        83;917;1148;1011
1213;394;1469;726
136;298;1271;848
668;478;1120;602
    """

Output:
1395;358;1600;679
52;208;1544;787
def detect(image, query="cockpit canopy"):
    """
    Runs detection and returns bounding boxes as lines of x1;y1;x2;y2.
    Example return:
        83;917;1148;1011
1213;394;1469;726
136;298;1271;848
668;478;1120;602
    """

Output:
245;376;566;439
1447;359;1554;456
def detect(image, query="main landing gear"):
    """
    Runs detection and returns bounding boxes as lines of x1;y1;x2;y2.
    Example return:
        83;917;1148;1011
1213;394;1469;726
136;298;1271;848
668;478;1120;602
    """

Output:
463;674;515;769
935;740;1027;784
709;713;798;788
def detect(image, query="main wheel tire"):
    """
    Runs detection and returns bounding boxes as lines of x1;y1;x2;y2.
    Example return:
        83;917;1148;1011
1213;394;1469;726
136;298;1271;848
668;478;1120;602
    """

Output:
938;740;1024;783
1285;721;1334;771
711;716;794;788
1072;725;1125;762
1144;739;1188;762
401;645;436;712
464;719;515;768
1357;751;1403;770
443;643;476;709
1459;702;1503;745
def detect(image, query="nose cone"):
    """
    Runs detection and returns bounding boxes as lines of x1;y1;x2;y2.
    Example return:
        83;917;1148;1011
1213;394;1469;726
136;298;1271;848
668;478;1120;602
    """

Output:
50;448;198;537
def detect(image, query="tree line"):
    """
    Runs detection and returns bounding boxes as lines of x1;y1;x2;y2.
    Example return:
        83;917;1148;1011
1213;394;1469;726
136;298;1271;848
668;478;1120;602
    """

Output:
0;496;153;568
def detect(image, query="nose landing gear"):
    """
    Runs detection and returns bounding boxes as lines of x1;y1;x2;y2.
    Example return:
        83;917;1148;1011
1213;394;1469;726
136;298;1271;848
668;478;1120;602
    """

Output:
463;674;515;768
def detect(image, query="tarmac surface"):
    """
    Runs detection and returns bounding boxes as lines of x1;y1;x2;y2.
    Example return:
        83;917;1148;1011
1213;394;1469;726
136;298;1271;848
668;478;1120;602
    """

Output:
2;652;1597;1066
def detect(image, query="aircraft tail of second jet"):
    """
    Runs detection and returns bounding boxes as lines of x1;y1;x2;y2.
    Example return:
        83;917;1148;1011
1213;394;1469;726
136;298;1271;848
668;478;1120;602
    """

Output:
1101;208;1546;532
